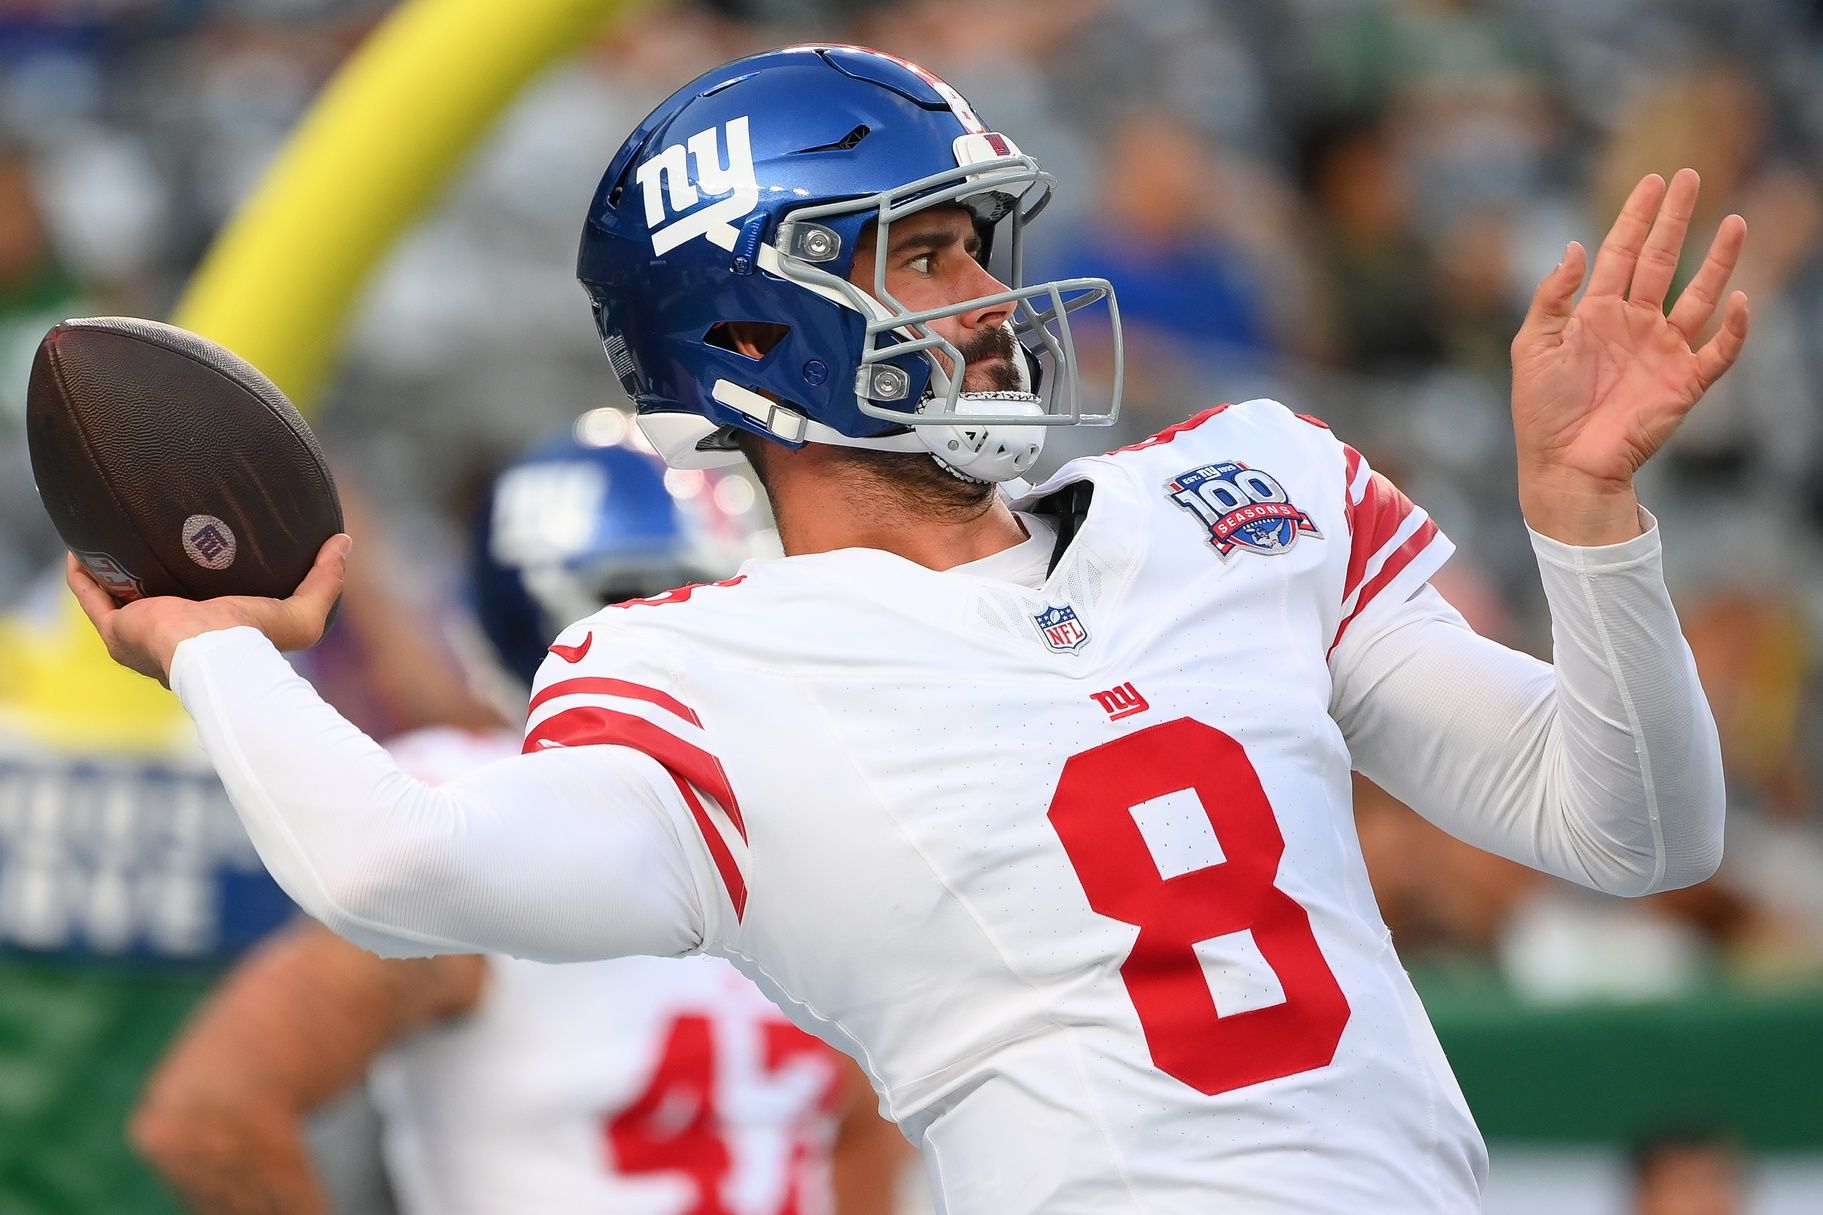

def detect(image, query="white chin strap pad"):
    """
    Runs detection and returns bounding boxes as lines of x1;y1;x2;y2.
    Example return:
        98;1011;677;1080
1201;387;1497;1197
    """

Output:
918;391;1047;483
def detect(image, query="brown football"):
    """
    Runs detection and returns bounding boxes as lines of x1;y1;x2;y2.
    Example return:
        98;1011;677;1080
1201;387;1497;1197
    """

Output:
26;317;343;605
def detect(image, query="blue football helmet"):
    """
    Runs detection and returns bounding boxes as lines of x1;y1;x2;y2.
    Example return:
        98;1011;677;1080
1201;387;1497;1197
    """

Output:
577;45;1123;483
471;412;762;685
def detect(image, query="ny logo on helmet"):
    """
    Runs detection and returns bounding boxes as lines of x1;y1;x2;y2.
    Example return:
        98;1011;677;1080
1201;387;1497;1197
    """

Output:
635;115;760;256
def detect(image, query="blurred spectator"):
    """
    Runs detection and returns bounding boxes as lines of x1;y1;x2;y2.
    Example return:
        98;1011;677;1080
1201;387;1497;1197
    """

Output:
1056;110;1274;361
1295;108;1446;374
1627;1124;1748;1215
1599;62;1823;535
0;145;90;602
1034;109;1281;455
1429;206;1528;379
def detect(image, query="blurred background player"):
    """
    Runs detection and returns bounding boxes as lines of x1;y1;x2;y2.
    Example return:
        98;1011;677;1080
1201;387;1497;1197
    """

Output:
1626;1124;1747;1215
131;419;907;1215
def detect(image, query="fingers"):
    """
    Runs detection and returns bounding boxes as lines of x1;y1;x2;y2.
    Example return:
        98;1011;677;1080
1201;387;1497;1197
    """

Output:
1668;212;1748;340
1627;167;1700;311
1694;291;1751;391
276;533;352;647
1517;241;1588;345
65;553;119;632
1585;173;1667;298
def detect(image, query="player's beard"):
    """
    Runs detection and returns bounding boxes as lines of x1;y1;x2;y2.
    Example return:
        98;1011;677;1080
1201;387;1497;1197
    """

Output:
738;327;1023;528
956;323;1023;395
835;325;1024;512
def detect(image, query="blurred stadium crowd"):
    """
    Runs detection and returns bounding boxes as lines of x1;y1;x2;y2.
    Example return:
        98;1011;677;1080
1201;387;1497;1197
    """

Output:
6;0;1822;1001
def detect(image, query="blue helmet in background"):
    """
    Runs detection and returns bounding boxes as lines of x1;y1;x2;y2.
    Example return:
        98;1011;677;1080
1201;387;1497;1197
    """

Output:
577;45;1122;483
471;410;766;685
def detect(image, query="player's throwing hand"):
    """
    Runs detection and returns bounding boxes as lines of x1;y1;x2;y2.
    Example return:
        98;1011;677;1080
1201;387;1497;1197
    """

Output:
65;534;351;685
1510;168;1750;544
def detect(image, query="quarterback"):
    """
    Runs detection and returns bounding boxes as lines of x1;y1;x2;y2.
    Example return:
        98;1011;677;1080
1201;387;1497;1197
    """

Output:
73;47;1745;1214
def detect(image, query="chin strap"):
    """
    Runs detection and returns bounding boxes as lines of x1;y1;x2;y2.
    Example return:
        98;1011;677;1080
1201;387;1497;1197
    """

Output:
908;333;1048;482
707;378;1047;483
915;391;1047;483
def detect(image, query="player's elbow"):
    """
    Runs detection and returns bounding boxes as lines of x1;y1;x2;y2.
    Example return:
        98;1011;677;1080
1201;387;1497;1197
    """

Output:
1635;717;1729;894
1586;796;1726;897
130;1089;248;1181
127;1097;182;1171
1640;822;1725;895
1640;768;1728;895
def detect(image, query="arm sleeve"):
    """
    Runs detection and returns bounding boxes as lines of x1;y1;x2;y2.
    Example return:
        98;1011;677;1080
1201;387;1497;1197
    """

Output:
170;627;713;961
1330;511;1725;896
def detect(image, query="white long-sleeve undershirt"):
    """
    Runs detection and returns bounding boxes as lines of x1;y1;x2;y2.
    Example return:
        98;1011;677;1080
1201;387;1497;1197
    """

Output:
172;642;710;960
171;517;1722;961
1331;516;1723;895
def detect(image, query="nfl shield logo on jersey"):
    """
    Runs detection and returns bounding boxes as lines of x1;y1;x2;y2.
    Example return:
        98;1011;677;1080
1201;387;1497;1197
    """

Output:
1168;461;1321;558
1034;604;1089;652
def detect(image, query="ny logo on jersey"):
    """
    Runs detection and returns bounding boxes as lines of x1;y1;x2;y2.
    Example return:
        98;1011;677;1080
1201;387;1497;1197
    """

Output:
1034;604;1089;653
1168;461;1321;558
635;115;760;255
1090;682;1149;721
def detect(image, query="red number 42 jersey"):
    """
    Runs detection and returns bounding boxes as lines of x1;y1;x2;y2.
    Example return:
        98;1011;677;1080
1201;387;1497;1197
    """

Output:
525;400;1481;1214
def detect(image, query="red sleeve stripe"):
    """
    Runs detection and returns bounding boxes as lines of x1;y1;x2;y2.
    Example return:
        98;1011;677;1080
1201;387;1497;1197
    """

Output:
1342;445;1370;506
1343;506;1434;614
1329;517;1443;654
1342;471;1415;601
671;774;748;919
523;706;746;839
528;677;701;727
1107;404;1231;454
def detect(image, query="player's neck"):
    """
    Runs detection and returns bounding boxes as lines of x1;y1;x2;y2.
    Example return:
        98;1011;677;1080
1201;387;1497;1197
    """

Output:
759;446;1029;570
788;495;1029;569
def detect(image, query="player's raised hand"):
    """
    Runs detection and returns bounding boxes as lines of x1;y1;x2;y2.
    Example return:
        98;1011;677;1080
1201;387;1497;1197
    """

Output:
1510;168;1749;544
67;533;352;686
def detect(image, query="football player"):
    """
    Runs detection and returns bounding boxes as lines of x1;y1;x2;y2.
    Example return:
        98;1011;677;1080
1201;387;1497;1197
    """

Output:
130;425;907;1215
76;46;1746;1214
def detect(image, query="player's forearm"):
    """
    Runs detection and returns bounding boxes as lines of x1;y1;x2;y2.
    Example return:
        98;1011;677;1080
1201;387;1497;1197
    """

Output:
831;1127;912;1215
134;922;483;1215
1337;518;1723;894
1524;512;1725;891
830;1082;913;1215
169;627;458;957
169;627;706;961
132;1108;331;1215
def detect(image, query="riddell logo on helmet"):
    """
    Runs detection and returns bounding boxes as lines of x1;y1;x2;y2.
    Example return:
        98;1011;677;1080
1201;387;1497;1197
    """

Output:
635;116;760;256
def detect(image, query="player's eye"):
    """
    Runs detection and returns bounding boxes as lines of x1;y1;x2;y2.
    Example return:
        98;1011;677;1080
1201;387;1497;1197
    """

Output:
907;252;935;275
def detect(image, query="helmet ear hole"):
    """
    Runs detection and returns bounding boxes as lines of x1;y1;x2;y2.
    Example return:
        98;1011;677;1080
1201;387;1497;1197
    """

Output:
705;321;791;361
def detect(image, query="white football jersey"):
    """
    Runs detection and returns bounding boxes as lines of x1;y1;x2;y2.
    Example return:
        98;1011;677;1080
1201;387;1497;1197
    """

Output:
368;728;851;1215
525;400;1484;1214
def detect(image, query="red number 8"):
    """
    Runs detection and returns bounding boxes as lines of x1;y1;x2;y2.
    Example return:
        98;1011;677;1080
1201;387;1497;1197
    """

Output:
1047;717;1350;1096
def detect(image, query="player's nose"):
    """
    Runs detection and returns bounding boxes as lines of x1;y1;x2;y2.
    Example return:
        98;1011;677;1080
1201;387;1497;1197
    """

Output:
956;257;1015;331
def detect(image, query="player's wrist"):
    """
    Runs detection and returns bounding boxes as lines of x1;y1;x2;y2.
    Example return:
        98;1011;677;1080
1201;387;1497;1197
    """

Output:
145;607;264;681
1516;464;1644;547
